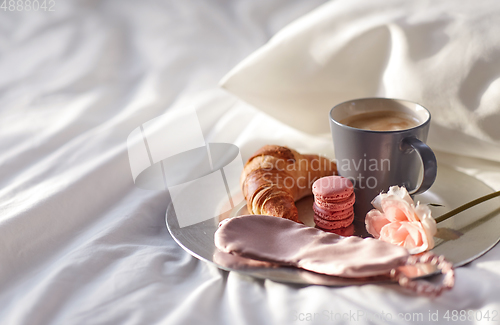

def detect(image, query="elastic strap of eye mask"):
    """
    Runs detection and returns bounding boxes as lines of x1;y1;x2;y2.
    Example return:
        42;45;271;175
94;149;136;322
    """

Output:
391;252;455;297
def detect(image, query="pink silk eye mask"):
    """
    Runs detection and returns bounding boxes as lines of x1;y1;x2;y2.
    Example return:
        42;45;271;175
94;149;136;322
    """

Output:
214;215;455;296
215;214;409;278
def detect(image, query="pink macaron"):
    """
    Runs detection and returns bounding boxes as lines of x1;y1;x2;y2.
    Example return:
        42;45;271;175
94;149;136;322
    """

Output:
316;223;355;237
312;202;352;221
314;192;355;211
312;175;356;230
312;176;354;202
313;212;354;230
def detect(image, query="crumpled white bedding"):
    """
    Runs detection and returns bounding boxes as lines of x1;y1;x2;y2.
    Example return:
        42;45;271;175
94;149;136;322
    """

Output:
1;0;500;324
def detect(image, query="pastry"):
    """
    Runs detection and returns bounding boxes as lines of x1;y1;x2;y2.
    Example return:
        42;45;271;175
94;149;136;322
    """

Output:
241;145;337;222
312;176;353;201
316;223;355;237
313;211;354;230
312;202;353;221
314;192;355;211
312;176;355;230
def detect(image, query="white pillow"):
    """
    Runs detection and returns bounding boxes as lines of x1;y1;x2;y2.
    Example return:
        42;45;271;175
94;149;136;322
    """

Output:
220;0;500;161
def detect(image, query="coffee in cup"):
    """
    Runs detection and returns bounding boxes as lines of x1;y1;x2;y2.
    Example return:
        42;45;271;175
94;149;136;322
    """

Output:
329;98;437;237
340;110;420;131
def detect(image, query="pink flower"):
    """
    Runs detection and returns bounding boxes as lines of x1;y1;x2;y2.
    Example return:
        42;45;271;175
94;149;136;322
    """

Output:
365;186;437;254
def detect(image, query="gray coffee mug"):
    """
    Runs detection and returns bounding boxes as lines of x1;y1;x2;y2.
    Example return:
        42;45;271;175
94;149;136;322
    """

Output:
329;98;437;235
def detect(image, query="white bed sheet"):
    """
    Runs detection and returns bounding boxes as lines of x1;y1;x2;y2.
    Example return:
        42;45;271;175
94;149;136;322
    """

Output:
1;1;500;325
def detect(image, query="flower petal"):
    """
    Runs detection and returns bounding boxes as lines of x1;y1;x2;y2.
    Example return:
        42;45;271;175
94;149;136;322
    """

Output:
370;192;384;211
403;222;429;254
365;209;390;238
387;186;414;206
380;198;418;222
380;222;407;246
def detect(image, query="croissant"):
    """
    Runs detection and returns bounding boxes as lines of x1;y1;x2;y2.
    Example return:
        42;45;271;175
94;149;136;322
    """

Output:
240;145;337;223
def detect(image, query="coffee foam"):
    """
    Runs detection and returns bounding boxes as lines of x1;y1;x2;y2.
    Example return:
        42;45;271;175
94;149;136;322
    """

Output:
340;110;420;131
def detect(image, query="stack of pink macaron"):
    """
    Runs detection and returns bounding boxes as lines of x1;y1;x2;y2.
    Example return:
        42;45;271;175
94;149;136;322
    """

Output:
312;176;355;235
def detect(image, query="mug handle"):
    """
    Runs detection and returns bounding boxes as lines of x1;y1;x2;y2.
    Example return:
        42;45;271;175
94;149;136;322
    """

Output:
401;137;437;195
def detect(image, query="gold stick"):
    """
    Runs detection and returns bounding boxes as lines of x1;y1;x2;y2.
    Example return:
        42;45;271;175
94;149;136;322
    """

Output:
435;190;500;223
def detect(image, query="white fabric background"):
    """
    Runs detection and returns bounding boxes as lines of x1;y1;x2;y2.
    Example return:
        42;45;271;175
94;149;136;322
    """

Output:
221;0;500;162
1;1;500;325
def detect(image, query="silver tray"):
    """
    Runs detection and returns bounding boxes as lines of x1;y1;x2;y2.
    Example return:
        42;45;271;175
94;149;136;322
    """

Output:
166;164;500;286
